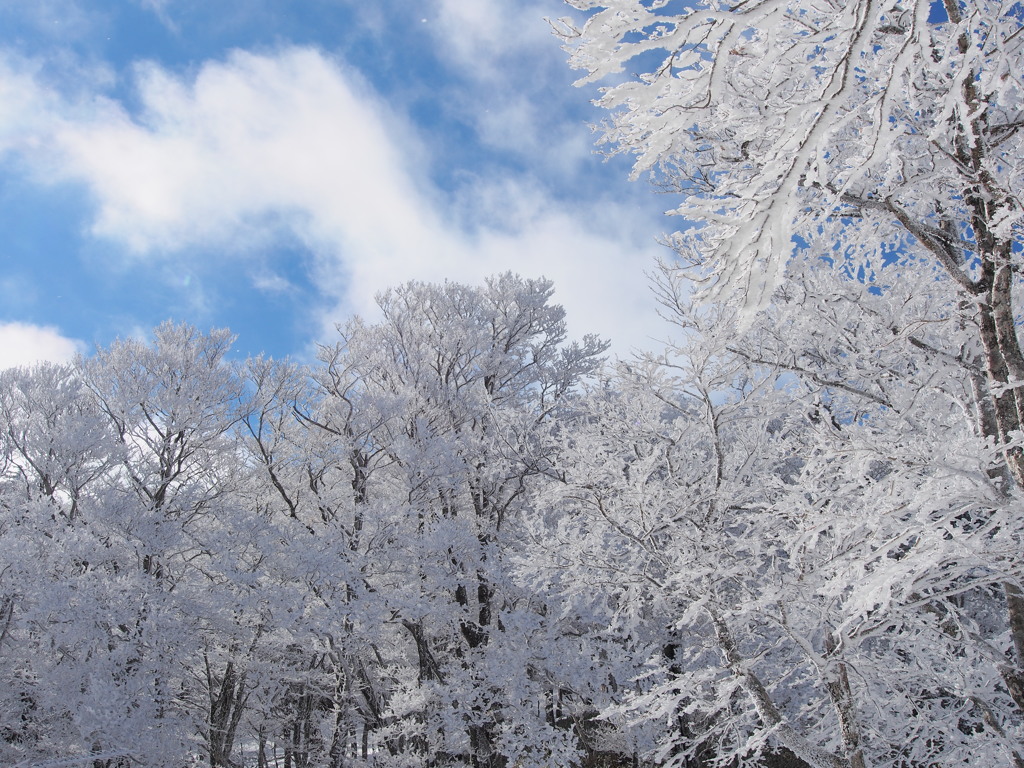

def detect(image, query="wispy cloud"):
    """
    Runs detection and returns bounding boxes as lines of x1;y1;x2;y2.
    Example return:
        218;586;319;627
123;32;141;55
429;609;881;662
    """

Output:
251;271;296;295
0;0;106;46
432;0;557;78
426;0;599;174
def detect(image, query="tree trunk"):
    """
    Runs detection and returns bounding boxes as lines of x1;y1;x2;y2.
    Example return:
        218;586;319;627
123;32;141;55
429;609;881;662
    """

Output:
710;610;847;768
402;619;445;684
207;657;248;768
976;265;1024;488
823;632;867;768
1003;583;1024;714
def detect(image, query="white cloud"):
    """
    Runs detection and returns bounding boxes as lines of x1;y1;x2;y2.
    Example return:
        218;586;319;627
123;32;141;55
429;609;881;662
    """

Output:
46;50;424;254
0;58;60;158
252;271;296;295
432;0;558;79
426;0;600;173
8;46;669;355
0;52;114;162
0;322;86;370
133;0;171;17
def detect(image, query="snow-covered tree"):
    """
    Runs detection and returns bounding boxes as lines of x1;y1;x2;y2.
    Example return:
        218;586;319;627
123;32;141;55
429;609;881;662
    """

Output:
311;274;608;768
526;252;1023;767
0;326;279;767
560;0;1023;471
556;2;1024;765
0;363;126;767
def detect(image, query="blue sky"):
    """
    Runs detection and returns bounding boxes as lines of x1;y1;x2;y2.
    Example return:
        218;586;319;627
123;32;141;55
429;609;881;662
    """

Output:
0;0;672;367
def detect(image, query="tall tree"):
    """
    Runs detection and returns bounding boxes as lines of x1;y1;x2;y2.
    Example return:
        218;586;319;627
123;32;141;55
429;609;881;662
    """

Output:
315;274;608;768
80;323;257;767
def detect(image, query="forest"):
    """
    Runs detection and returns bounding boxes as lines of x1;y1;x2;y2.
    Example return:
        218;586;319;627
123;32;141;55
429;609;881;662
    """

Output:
1;1;1023;767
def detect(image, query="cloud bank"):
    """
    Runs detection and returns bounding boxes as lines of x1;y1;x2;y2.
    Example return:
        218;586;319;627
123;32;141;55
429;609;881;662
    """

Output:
3;46;668;355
